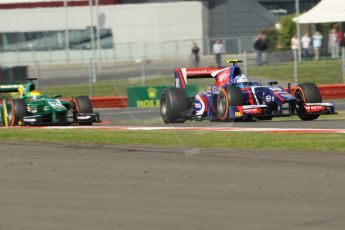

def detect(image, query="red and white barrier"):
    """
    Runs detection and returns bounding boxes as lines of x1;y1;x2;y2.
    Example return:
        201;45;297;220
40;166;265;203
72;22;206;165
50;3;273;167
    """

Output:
62;96;128;108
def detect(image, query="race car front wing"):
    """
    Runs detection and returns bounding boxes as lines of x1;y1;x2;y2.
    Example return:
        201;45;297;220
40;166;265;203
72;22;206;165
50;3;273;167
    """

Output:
22;112;101;126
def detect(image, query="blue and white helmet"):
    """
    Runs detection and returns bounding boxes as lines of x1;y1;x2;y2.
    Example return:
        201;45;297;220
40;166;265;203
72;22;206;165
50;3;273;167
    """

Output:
234;74;249;87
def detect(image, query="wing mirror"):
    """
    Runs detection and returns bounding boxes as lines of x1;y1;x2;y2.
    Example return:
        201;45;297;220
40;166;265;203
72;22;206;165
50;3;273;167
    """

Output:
53;94;63;98
268;81;278;86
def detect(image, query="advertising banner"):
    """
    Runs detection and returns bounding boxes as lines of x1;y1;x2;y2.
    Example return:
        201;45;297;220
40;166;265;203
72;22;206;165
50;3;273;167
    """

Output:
127;85;202;108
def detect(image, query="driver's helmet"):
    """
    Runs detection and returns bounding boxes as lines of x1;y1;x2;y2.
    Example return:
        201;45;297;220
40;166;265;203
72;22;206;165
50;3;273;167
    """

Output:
234;74;249;88
29;90;42;99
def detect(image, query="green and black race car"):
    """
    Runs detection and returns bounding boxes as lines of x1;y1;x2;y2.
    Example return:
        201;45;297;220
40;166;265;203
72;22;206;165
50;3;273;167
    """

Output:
0;79;100;126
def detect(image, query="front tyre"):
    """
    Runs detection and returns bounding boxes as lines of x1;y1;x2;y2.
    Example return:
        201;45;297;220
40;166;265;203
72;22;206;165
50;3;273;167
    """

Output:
217;85;244;121
160;88;188;123
294;82;322;121
74;96;93;125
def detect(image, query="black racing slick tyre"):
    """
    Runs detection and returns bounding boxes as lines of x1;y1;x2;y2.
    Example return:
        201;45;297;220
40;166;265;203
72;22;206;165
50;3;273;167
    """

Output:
8;99;27;126
294;82;322;121
217;85;244;121
160;88;188;123
75;96;93;125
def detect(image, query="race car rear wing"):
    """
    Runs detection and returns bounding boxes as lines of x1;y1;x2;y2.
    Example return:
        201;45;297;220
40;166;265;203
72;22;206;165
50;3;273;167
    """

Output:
0;84;23;93
174;67;220;89
0;83;35;93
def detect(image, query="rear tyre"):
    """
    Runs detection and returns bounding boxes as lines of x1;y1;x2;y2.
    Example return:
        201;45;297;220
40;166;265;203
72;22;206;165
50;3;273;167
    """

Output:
160;88;188;123
75;96;93;125
8;99;27;126
294;82;322;121
217;85;244;121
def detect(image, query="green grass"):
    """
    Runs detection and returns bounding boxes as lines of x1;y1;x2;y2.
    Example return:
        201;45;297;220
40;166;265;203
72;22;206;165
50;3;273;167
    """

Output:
0;129;344;152
41;77;169;97
41;59;343;97
249;60;343;85
41;76;174;98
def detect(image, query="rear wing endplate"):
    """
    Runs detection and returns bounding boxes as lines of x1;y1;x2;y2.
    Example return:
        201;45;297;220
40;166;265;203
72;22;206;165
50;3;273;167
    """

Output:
174;67;220;89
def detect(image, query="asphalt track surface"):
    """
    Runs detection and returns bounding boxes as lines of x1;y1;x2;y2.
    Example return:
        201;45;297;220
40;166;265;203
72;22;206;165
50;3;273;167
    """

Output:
1;141;345;230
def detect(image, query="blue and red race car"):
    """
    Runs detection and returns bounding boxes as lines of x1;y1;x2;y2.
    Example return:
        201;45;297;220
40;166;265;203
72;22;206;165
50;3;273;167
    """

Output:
160;60;336;123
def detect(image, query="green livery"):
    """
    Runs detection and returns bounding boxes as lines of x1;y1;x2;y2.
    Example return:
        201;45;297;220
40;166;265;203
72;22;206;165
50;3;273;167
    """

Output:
0;79;100;126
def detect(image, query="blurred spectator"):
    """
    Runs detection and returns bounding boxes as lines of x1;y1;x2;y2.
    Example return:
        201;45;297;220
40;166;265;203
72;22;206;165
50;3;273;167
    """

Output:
191;42;200;67
212;40;224;68
253;34;268;66
340;32;345;48
337;29;343;56
290;34;299;61
261;34;268;65
301;33;311;60
328;29;338;58
312;31;323;60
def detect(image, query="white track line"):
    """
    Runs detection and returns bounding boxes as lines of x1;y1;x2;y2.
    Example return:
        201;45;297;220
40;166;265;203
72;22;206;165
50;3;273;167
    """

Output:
23;126;345;133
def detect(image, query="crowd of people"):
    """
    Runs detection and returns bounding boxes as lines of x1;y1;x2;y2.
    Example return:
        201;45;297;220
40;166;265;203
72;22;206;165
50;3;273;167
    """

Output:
190;28;345;68
190;40;224;68
291;28;345;61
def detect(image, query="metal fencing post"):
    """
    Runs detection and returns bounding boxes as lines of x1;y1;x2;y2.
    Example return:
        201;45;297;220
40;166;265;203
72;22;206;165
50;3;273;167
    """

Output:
342;47;345;84
64;0;70;62
35;61;40;90
89;0;96;82
16;49;20;65
113;43;117;59
243;52;248;75
141;57;147;86
89;59;94;96
238;38;242;54
295;0;302;63
293;49;298;85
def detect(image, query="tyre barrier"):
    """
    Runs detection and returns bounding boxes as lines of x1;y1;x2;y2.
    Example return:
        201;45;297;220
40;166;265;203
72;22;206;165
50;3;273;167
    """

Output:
318;84;345;99
89;96;128;108
62;96;128;108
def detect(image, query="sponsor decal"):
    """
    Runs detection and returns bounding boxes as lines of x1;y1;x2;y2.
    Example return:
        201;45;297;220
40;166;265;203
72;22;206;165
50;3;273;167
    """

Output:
265;95;272;102
235;112;242;117
194;99;202;111
23;118;37;122
136;100;160;108
48;100;65;109
146;87;158;99
0;84;20;89
77;115;91;120
269;87;283;92
186;68;219;76
217;71;229;83
278;92;295;98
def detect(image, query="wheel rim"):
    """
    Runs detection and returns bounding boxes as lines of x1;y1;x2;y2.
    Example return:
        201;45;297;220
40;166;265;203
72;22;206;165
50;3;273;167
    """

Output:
295;91;304;101
7;108;13;124
160;98;167;118
218;93;226;116
295;90;304;112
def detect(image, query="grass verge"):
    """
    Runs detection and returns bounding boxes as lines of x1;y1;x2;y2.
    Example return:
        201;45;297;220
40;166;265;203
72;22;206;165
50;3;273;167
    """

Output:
0;129;344;152
249;60;343;85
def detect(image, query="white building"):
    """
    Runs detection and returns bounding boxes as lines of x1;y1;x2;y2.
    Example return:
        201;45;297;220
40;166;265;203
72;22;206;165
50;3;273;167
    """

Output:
0;0;203;65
